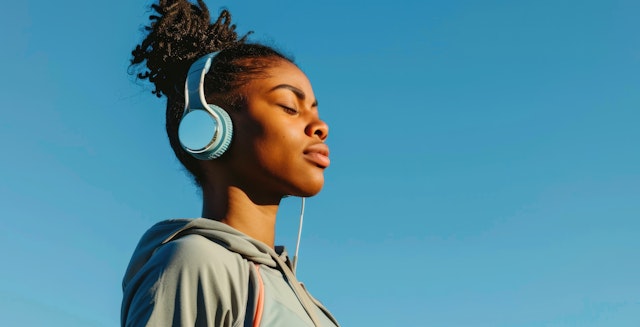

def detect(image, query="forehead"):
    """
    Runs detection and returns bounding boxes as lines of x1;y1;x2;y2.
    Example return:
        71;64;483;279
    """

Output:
249;59;314;96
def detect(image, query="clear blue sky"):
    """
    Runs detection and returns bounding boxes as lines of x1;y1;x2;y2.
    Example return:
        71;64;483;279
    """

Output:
1;0;638;326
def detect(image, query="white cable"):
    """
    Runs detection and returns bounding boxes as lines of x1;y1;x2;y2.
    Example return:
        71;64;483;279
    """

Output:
292;197;306;274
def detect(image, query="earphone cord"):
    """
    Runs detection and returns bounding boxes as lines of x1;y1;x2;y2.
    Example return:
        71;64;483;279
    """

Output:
292;197;306;274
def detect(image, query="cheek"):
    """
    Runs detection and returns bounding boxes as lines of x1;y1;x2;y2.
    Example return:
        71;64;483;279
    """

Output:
254;128;299;167
233;115;294;167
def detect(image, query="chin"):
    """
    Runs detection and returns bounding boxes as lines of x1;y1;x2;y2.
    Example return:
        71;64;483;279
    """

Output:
297;188;322;198
291;178;324;198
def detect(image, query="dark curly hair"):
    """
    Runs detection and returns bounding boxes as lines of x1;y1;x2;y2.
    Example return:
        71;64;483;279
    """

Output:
130;0;294;186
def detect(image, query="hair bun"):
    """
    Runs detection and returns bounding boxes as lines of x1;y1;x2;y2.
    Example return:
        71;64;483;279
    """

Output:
130;0;250;98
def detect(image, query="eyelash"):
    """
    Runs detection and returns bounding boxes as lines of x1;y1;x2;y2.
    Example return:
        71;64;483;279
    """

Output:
279;105;299;115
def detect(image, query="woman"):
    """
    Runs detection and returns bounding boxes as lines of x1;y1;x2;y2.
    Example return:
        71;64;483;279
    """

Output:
121;1;340;326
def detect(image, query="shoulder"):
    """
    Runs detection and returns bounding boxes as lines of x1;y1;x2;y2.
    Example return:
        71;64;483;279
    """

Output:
123;234;251;327
155;233;242;269
150;233;252;294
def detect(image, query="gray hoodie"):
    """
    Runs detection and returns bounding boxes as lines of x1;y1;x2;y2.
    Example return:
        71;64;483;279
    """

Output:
121;218;339;327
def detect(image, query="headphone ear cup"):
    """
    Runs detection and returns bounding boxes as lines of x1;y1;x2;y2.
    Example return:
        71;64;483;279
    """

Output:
178;104;233;160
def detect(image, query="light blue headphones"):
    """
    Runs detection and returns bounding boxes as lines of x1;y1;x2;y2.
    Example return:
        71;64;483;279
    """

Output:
178;52;233;160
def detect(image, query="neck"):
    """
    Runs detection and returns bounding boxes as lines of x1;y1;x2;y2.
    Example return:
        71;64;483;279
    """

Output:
201;183;281;248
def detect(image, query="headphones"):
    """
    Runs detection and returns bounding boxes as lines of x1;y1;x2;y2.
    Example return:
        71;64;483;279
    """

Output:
178;52;233;160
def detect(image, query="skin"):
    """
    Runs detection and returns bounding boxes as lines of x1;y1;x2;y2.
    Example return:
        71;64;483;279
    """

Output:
200;59;329;247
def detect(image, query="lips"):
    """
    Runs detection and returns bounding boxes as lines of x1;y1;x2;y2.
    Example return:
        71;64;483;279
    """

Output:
303;143;330;168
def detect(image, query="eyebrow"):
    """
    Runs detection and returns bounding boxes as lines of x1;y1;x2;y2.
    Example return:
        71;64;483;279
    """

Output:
270;84;318;107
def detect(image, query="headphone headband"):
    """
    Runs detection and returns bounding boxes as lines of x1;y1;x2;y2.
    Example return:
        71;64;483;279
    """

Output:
184;52;217;114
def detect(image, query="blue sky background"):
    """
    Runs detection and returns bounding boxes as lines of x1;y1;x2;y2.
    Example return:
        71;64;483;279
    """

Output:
1;0;638;326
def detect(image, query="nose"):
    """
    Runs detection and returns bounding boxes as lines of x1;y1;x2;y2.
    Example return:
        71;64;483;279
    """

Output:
306;117;329;141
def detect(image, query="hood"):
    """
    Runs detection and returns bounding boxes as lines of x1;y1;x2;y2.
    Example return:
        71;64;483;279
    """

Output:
122;218;290;290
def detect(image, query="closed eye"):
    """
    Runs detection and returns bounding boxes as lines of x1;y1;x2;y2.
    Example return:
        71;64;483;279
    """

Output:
279;105;299;115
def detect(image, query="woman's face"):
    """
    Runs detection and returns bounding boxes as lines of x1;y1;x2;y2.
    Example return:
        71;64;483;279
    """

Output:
224;59;329;199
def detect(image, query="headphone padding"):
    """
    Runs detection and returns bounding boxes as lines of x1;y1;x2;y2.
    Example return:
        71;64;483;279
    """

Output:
194;104;233;160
